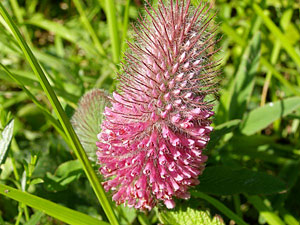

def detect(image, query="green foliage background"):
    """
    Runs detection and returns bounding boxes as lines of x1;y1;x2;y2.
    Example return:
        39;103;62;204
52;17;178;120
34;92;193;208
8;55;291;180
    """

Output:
0;0;299;224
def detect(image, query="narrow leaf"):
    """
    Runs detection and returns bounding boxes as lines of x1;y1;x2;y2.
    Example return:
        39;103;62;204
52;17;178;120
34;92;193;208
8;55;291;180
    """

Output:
121;0;131;55
241;97;300;135
247;195;285;225
261;57;300;96
229;33;261;119
103;0;120;63
191;191;248;225
72;0;105;55
253;4;300;68
0;184;108;225
26;16;100;58
0;64;67;141
0;119;14;165
0;68;78;104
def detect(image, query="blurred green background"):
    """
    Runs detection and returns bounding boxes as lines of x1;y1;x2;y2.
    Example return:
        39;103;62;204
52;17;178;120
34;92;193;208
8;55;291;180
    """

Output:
0;0;300;224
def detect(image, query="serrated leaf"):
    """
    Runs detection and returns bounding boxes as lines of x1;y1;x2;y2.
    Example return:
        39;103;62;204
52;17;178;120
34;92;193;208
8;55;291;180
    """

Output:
159;207;224;225
196;166;286;195
229;33;260;119
206;119;241;150
0;119;14;165
71;89;109;161
241;97;300;135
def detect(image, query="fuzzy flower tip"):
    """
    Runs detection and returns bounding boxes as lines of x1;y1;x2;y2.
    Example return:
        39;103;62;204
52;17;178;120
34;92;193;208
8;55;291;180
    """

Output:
97;0;221;210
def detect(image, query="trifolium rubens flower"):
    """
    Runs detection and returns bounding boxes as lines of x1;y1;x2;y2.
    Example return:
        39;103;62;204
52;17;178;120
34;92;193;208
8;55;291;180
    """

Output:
96;0;221;210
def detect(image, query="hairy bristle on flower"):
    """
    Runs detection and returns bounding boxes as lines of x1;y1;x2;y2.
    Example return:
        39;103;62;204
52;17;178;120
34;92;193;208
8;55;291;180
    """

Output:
72;89;109;161
97;0;221;210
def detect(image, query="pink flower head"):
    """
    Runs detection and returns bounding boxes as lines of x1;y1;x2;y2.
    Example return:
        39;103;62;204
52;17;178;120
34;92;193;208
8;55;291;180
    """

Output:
97;0;220;210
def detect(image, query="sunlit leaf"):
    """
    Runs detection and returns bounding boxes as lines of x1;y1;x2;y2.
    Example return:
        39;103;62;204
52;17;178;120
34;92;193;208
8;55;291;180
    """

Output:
0;119;14;165
159;206;224;225
241;97;300;135
0;184;108;225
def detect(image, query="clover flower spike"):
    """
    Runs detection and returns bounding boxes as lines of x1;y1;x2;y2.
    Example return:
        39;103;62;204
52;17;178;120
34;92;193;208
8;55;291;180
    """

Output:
97;0;221;210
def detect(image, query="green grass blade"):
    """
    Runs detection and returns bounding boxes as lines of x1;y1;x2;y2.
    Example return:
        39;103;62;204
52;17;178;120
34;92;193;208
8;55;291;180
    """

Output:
221;22;245;47
229;33;261;120
0;184;108;225
260;58;300;96
279;208;300;225
54;35;64;57
1;91;28;109
9;0;22;23
121;0;131;56
260;8;293;106
247;195;285;225
0;63;68;142
253;4;300;69
72;0;106;56
220;16;299;99
25;17;100;58
24;211;43;225
233;195;243;218
0;28;79;86
26;0;38;15
0;4;119;225
9;0;32;46
191;191;249;225
103;0;120;63
0;69;78;104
